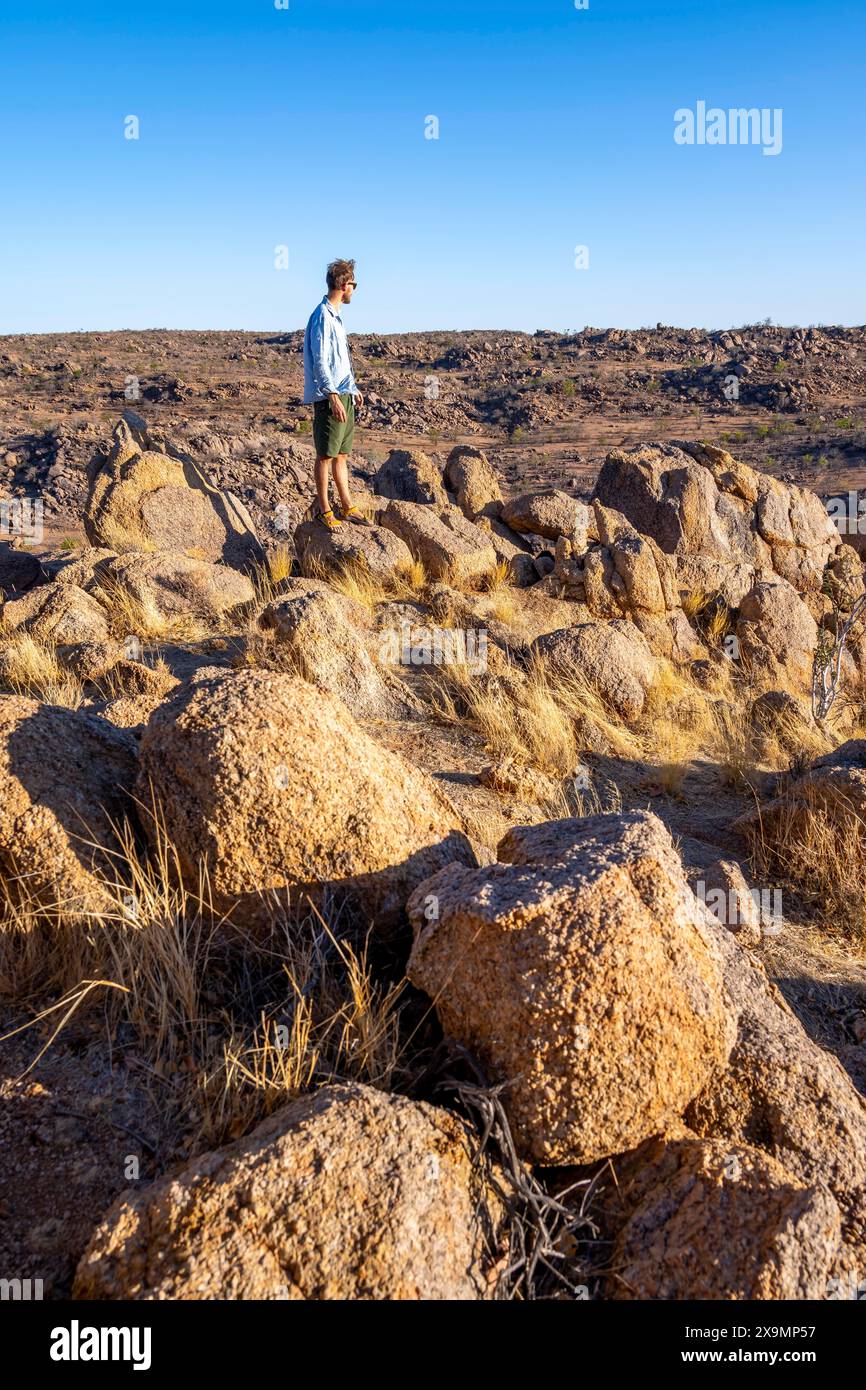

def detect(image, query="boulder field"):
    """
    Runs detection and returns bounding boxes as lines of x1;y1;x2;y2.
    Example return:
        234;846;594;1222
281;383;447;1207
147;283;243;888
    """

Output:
1;412;864;1301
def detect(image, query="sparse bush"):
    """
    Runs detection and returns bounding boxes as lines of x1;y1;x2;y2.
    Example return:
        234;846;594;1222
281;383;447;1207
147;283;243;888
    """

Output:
812;566;866;722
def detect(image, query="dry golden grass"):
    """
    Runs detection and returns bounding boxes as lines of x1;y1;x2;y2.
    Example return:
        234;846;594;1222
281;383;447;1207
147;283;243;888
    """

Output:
95;576;216;644
0;878;98;1003
249;544;294;607
637;661;722;789
653;723;696;795
95;520;156;555
637;657;828;787
0;631;84;708
769;708;832;770
680;587;710;621
478;587;534;640
266;543;292;586
484;589;518;625
429;658;577;772
427;652;637;774
543;769;623;819
642;659;695;716
745;782;866;947
392;557;427;598
706;699;758;786
480;558;511;592
0;807;409;1150
681;588;733;649
198;919;405;1146
444;556;509;597
305;553;426;609
704;602;733;648
553;662;640;758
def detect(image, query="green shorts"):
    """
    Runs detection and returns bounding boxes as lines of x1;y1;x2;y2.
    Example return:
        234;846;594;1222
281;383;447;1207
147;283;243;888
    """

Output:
313;393;355;459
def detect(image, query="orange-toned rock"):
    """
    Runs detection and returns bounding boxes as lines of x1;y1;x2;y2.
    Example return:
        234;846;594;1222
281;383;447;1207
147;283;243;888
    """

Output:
407;811;734;1164
138;668;475;926
74;1084;504;1300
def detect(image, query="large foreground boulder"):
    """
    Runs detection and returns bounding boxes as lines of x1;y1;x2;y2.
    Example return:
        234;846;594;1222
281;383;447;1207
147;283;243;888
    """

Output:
73;1084;504;1300
610;1135;842;1300
407;812;734;1165
137;669;475;927
686;908;866;1258
84;411;264;570
0;696;137;914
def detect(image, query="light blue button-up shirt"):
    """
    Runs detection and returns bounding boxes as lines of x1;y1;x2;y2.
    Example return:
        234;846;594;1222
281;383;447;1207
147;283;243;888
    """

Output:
303;296;358;402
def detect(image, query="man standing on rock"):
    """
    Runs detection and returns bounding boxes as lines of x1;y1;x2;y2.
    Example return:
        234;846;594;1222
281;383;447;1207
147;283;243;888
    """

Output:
303;258;371;530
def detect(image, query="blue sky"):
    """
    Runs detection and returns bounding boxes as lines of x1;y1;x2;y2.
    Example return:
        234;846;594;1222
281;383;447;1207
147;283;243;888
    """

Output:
1;0;863;333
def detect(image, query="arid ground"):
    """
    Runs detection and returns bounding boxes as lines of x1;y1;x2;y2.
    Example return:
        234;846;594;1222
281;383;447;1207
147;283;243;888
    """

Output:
2;323;865;546
1;327;865;1302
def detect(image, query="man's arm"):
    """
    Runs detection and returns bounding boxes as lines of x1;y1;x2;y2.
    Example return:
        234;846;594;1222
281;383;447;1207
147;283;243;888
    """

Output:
310;313;343;413
348;343;362;410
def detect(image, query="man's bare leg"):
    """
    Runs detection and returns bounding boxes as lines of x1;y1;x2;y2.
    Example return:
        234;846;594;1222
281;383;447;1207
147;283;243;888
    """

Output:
315;455;336;515
332;454;353;512
332;455;371;524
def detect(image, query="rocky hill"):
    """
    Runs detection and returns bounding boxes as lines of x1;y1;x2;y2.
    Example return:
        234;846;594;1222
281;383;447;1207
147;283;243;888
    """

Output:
1;404;866;1303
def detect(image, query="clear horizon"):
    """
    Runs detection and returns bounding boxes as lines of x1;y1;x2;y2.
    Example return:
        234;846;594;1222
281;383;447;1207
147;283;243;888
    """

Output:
2;320;864;340
2;0;864;335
